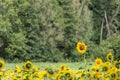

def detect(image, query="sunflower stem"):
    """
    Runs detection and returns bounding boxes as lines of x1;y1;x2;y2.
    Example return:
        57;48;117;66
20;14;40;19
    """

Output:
84;54;87;68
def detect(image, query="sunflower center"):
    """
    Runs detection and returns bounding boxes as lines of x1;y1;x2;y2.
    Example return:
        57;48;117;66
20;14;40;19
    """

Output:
65;73;70;78
102;66;108;72
86;73;90;77
79;45;84;50
96;60;101;65
60;75;66;80
61;66;65;70
26;63;31;69
116;62;120;69
81;73;85;77
96;69;99;72
111;73;116;78
108;55;113;61
108;56;112;59
48;69;54;74
0;63;2;67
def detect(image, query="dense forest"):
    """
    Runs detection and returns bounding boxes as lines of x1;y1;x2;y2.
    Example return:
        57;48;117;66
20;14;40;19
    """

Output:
0;0;120;62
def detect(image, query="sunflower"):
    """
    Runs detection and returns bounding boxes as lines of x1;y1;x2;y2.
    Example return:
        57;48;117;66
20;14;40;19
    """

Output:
76;42;87;54
47;68;54;75
85;72;93;79
114;60;120;69
0;59;5;70
110;67;118;73
56;73;66;80
109;72;118;80
105;61;110;66
33;65;39;72
23;60;33;70
92;65;99;71
65;69;74;80
101;62;110;72
95;58;103;66
106;52;113;62
94;72;101;80
60;64;66;71
117;69;120;77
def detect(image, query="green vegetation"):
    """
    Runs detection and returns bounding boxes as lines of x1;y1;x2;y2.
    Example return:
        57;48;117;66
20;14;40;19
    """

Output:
5;62;93;70
0;0;119;62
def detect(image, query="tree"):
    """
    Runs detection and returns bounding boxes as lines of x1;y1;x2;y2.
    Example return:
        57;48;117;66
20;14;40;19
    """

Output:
88;0;120;44
56;0;81;61
0;0;31;61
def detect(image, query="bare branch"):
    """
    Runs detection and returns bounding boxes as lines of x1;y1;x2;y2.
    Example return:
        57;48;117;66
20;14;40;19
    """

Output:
104;11;110;38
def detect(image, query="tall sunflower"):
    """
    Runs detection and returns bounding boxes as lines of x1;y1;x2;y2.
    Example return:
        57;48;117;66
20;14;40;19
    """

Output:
23;60;33;70
76;42;87;54
0;59;5;70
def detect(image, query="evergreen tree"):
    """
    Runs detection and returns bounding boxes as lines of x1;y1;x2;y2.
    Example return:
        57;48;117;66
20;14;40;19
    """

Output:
56;0;80;61
35;0;65;62
18;0;41;60
0;0;31;61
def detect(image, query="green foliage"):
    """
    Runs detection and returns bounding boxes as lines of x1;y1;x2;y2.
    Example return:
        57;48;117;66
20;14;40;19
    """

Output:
102;34;120;60
35;0;65;62
89;0;120;44
5;32;30;61
56;0;81;61
0;0;119;62
18;0;41;61
0;0;35;61
88;34;120;61
86;0;120;60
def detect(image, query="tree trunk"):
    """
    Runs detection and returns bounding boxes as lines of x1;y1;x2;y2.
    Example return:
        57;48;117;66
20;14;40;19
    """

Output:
104;11;110;38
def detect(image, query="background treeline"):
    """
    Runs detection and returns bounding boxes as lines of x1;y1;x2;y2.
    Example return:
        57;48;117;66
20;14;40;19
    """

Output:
0;0;120;62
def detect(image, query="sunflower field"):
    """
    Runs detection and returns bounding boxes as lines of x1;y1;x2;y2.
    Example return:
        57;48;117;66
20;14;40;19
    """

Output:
0;42;120;80
0;0;120;80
